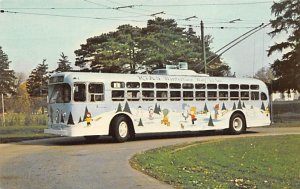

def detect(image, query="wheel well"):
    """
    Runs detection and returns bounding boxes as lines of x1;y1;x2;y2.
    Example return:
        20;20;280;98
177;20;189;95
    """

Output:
109;114;135;136
230;110;247;128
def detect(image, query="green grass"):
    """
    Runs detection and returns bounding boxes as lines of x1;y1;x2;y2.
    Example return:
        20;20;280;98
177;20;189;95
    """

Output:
0;125;51;143
131;135;300;189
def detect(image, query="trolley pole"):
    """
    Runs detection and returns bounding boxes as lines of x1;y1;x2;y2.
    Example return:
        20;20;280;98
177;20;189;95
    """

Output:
200;20;207;74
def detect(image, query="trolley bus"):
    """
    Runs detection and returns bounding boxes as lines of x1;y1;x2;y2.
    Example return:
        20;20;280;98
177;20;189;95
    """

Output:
45;68;271;142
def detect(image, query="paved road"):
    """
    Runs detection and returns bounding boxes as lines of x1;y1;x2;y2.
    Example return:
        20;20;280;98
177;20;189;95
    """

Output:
0;127;300;189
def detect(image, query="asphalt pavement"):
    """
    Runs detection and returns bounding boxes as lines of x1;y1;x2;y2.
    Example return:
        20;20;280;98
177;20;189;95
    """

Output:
0;127;300;189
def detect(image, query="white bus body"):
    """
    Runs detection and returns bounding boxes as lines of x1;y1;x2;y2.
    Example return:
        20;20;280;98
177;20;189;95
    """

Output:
45;71;270;142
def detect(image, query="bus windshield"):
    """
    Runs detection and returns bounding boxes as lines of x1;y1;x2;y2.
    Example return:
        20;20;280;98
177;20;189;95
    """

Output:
49;84;71;103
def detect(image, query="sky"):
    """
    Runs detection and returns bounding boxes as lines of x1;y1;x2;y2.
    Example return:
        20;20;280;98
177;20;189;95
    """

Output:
0;0;282;77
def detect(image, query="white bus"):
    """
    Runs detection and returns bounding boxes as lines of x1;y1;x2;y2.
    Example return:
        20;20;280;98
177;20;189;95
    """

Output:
45;68;271;142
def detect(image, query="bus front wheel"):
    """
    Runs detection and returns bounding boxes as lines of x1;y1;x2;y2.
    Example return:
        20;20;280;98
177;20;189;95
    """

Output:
228;113;246;135
111;115;130;142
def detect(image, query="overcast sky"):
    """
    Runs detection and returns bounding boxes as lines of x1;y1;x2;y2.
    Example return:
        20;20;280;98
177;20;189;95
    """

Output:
0;0;280;77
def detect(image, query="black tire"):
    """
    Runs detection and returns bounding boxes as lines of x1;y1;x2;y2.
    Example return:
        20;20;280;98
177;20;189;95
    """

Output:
228;112;246;135
84;135;99;143
111;115;131;143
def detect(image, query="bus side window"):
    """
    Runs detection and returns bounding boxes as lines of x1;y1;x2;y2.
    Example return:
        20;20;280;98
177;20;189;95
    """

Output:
112;90;124;101
74;83;86;102
89;83;104;102
157;91;168;101
251;92;259;100
261;92;267;101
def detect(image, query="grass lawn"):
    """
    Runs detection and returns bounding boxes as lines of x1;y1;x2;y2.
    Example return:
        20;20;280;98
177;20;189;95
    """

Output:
130;135;300;189
0;125;52;143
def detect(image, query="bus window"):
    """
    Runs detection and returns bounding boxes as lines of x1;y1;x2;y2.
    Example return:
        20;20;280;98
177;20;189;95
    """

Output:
208;91;217;101
219;84;228;89
251;85;259;90
241;91;250;100
156;91;168;101
74;83;86;102
219;91;228;101
142;90;154;101
182;83;194;89
156;83;168;89
170;83;181;89
142;82;154;88
170;91;181;101
127;82;140;88
261;92;267;101
195;84;206;89
230;91;239;100
240;84;249;90
112;90;124;101
111;82;125;88
195;91;205;101
230;84;239;89
183;91;194;101
127;90;140;101
49;84;71;104
89;83;104;102
251;92;259;100
207;84;217;89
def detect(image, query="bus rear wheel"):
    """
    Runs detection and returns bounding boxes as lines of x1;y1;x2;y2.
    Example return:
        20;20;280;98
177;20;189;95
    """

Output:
111;115;131;143
228;113;246;135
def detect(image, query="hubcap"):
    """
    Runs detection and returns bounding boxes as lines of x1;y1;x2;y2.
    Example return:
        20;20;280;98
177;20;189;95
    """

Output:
119;121;128;138
233;117;243;131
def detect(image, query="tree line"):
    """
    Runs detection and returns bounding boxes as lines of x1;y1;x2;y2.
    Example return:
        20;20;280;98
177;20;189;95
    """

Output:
0;0;299;113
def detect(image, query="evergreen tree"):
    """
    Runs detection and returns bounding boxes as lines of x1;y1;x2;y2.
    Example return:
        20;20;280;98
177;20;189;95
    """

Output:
242;102;246;108
116;103;122;113
203;103;208;112
56;52;72;72
237;101;243;109
261;102;266;111
154;103;160;114
268;0;300;91
138;118;144;126
74;18;230;75
26;59;49;96
208;115;214;126
222;102;226;110
123;101;132;114
67;112;75;125
0;46;16;96
232;102;236;110
83;106;89;121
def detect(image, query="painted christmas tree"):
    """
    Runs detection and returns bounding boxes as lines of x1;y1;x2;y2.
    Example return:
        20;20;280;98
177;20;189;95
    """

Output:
222;102;226;110
208;115;214;126
50;106;53;124
203;103;208;112
67;112;74;125
138;118;144;126
242;102;246;108
232;102;236;110
78;117;82;123
154;103;160;114
116;103;122;113
123;101;132;114
158;105;161;113
237;100;243;109
83;106;89;121
60;112;64;123
261;102;266;111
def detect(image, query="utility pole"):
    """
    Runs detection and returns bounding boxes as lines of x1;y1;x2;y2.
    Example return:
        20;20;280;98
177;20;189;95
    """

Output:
200;20;207;74
1;93;4;127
